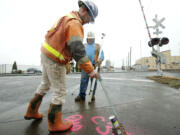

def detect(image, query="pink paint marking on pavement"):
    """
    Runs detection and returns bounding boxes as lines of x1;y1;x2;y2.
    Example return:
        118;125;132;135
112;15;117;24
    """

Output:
65;114;132;135
96;125;112;135
92;116;115;135
65;114;83;131
91;116;105;125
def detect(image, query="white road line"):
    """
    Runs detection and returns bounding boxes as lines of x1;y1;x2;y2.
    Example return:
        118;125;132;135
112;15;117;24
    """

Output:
67;76;154;82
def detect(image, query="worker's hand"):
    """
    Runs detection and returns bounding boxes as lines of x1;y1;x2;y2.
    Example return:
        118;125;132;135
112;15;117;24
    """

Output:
88;70;99;79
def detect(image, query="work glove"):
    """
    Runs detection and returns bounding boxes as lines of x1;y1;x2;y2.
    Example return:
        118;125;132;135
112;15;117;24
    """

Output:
88;70;99;79
95;59;103;68
65;62;70;74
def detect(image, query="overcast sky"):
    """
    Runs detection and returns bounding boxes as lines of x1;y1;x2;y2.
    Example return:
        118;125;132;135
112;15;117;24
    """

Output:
0;0;180;67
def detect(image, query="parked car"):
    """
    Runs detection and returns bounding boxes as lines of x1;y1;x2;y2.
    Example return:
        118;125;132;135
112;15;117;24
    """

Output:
26;68;42;74
12;69;24;74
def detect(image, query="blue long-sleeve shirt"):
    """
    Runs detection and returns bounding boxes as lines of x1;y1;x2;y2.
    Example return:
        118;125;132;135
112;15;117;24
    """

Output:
85;42;104;65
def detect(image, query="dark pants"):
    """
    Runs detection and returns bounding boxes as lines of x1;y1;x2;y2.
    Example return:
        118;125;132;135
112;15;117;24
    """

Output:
78;70;97;99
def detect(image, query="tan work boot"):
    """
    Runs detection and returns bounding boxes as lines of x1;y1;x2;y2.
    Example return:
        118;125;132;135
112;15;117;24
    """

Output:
24;93;43;120
48;104;73;132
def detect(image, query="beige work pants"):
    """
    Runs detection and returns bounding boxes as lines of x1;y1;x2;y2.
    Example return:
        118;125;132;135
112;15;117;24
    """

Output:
36;53;66;105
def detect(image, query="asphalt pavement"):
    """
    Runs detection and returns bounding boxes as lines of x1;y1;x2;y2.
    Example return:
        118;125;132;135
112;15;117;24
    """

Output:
0;71;180;135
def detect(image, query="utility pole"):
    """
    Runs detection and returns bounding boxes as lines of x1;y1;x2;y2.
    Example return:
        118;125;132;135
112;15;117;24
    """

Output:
122;59;125;70
128;53;129;70
126;56;128;70
130;47;132;69
140;40;142;58
5;64;6;74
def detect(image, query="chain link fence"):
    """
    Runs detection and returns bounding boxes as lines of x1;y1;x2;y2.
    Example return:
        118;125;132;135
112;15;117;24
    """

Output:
0;64;12;74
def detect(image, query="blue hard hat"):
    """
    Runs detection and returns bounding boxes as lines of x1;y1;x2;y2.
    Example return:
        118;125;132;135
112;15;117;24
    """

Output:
78;0;98;23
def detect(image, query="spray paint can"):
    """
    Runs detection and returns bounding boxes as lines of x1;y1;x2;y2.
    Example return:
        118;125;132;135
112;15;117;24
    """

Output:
109;115;122;135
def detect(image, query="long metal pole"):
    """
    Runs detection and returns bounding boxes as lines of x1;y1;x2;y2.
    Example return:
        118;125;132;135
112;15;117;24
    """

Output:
99;78;126;135
99;79;118;117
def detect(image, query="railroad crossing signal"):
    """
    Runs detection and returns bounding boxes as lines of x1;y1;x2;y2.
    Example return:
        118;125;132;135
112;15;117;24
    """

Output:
149;14;166;35
148;14;167;76
148;37;169;47
152;14;165;29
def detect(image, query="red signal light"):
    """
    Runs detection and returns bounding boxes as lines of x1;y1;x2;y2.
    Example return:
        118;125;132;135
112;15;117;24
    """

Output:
159;37;169;46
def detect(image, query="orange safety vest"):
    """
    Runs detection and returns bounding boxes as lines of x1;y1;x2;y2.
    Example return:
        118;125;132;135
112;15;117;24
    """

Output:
94;43;101;63
41;12;83;64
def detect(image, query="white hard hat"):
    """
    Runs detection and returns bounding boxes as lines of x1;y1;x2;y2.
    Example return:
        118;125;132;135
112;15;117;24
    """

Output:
87;31;95;39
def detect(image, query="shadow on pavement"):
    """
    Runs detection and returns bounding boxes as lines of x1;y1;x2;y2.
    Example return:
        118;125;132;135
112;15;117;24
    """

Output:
24;120;43;135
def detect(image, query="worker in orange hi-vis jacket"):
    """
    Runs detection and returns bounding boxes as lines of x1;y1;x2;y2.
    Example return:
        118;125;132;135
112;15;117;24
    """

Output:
24;0;98;133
